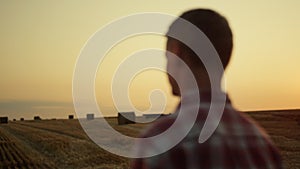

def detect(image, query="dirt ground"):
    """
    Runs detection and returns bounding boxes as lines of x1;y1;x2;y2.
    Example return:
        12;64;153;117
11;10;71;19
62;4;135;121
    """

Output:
0;110;299;169
246;110;300;169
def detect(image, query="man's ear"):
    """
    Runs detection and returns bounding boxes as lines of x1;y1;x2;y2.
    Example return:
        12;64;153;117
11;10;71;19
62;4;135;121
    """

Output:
167;39;182;57
171;41;182;57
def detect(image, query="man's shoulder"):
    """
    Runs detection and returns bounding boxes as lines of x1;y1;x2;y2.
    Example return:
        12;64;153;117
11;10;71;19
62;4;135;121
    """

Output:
134;108;283;169
140;107;270;139
140;115;177;138
220;109;270;138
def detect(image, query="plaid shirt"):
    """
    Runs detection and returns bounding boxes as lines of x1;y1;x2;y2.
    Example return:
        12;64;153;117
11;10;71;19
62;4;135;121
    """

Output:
131;93;283;169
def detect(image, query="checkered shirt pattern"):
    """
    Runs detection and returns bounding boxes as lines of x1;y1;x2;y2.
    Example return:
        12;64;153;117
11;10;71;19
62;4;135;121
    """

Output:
131;94;283;169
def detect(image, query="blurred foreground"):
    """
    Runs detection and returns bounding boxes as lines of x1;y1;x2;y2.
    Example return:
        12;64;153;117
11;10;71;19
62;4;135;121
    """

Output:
0;110;299;169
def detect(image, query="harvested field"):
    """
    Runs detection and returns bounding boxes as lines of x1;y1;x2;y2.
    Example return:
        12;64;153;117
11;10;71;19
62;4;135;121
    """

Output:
0;110;299;169
246;110;300;169
0;127;53;168
0;119;130;169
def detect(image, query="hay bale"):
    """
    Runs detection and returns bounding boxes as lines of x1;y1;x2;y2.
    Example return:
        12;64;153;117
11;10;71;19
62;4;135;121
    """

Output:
118;112;135;125
0;117;8;124
34;116;41;120
68;115;74;119
86;113;94;120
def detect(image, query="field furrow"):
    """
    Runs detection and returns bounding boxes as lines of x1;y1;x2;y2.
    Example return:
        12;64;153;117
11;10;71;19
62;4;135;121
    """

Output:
2;121;129;168
0;126;54;169
13;120;88;140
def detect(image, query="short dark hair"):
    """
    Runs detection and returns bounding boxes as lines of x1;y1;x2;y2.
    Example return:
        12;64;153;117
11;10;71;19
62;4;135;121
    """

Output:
167;9;233;68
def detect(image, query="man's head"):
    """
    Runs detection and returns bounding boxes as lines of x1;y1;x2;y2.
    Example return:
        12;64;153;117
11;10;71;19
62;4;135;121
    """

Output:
166;9;233;96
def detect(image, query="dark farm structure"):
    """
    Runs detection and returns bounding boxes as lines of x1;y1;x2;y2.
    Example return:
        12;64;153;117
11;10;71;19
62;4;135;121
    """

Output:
118;112;136;125
0;117;8;124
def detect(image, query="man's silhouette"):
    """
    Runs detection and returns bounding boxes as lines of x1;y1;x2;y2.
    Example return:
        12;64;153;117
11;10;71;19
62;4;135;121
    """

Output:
131;9;283;169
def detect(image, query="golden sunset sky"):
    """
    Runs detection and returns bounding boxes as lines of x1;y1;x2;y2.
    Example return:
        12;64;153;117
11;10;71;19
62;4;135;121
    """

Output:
0;0;299;119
